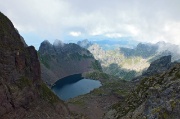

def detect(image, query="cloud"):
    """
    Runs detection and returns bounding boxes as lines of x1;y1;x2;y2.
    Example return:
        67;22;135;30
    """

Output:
53;39;64;47
105;33;122;38
69;31;82;37
0;0;180;46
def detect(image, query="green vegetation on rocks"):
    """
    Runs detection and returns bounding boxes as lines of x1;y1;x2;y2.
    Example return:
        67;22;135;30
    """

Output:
16;76;32;89
92;60;103;71
39;54;51;69
39;83;59;104
83;71;119;83
107;63;180;119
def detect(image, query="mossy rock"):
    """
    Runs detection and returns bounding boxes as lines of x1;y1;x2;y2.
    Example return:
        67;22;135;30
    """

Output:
39;54;51;69
175;71;180;78
16;76;32;89
39;83;59;104
69;99;85;106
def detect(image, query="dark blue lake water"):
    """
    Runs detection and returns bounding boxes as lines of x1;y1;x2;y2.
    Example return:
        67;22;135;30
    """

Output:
51;74;102;101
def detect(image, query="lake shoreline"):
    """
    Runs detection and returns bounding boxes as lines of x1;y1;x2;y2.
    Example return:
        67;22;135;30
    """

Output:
51;74;102;101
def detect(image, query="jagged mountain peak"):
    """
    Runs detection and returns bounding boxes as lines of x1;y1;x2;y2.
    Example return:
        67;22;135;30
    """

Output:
53;39;64;47
156;41;166;45
77;39;93;48
0;12;25;51
42;39;51;44
40;40;53;48
39;40;54;54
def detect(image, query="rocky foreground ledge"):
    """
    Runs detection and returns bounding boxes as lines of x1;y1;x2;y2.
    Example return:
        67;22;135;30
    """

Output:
0;12;72;119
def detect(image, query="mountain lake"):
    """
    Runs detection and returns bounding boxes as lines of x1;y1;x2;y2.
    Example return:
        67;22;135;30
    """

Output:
51;74;102;101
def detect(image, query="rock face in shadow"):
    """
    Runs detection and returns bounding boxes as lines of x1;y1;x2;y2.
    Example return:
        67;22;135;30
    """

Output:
39;40;102;86
133;55;174;81
0;12;71;119
143;55;172;76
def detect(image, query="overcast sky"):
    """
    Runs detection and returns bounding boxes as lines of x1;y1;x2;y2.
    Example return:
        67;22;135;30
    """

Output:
0;0;180;49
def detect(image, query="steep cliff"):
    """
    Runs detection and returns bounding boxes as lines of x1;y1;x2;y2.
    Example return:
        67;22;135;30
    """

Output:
143;55;172;76
0;12;71;119
39;40;102;86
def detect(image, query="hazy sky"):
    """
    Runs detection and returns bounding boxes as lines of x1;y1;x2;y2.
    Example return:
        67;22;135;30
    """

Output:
0;0;180;49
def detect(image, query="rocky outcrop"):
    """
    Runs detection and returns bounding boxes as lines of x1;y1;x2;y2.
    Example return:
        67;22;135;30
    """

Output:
133;55;174;81
104;56;180;119
0;12;71;119
39;40;102;86
105;62;180;119
143;55;172;76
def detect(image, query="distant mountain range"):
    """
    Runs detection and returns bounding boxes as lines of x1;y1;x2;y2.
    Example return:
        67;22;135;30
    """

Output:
120;43;158;58
77;39;180;80
77;37;139;50
120;41;180;62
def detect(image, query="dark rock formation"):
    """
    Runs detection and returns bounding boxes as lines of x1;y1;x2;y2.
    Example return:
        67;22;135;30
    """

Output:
143;55;172;76
39;40;102;86
133;55;174;81
0;12;71;119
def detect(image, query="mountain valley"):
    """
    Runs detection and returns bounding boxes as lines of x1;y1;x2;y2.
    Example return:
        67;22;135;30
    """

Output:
1;11;180;119
77;39;180;80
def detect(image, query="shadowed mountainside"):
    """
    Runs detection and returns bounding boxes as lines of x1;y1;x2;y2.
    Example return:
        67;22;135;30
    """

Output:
39;40;102;86
143;55;172;76
0;12;72;119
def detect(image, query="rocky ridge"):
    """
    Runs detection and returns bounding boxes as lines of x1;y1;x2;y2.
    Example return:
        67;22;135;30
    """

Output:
143;55;172;76
0;12;71;119
105;61;180;119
